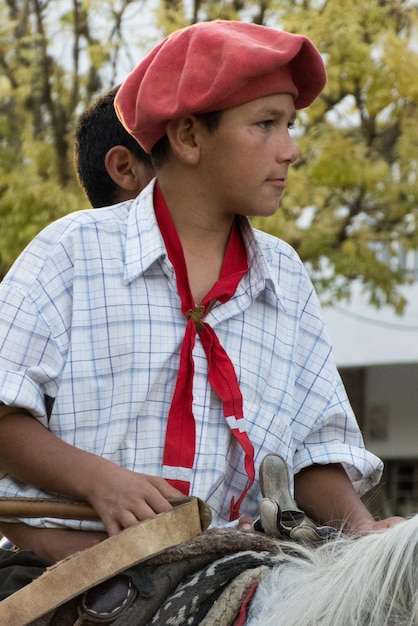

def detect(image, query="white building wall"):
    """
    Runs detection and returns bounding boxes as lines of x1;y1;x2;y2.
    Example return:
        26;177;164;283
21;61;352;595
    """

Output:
322;282;418;367
363;364;418;459
322;281;418;459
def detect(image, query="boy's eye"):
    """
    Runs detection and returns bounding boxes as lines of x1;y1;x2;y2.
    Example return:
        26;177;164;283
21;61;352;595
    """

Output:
257;120;274;129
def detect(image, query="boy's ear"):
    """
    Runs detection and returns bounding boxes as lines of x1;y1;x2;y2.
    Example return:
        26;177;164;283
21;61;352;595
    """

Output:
165;116;201;164
105;146;153;195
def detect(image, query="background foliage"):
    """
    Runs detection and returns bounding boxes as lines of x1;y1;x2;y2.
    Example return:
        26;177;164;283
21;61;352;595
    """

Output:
1;0;418;312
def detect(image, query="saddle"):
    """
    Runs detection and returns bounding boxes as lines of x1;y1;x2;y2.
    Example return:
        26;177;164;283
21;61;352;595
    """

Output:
0;497;211;626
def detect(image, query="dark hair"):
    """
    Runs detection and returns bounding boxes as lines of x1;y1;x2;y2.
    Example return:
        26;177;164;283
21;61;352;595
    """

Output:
73;86;152;207
151;110;223;169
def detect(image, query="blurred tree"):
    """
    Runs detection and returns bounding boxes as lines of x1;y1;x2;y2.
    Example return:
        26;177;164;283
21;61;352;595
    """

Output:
0;0;150;272
1;0;418;313
256;0;418;313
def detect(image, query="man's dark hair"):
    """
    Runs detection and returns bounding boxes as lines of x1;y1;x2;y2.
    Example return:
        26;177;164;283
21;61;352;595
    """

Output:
74;86;152;207
151;110;223;170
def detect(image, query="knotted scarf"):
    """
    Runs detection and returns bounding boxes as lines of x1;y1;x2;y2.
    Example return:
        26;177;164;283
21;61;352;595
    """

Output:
154;183;255;520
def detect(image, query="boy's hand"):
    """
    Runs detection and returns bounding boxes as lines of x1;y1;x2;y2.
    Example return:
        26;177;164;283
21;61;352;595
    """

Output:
0;468;185;561
237;516;254;532
85;465;184;537
355;516;404;534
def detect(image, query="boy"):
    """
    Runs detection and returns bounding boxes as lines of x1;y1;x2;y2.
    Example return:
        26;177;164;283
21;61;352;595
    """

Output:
73;85;154;207
0;21;401;567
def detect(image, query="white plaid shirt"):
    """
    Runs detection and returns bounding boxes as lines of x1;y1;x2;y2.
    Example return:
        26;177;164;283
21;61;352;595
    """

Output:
0;179;382;530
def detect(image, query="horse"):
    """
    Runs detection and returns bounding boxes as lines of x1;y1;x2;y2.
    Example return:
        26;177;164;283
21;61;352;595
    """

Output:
247;514;418;626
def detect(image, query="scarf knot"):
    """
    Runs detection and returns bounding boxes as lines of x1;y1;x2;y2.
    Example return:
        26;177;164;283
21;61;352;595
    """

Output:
185;306;205;332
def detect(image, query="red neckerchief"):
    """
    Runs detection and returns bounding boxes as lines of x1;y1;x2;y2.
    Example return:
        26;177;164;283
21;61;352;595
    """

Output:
154;182;255;521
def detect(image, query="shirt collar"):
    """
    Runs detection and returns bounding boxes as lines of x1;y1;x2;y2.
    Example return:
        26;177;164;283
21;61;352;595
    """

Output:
124;178;166;284
239;217;287;311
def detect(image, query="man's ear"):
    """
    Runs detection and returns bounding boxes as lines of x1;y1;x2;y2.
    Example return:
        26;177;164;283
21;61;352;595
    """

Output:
104;145;152;196
165;116;201;165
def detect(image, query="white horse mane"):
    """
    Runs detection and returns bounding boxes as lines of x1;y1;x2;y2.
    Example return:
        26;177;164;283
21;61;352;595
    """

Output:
247;515;418;626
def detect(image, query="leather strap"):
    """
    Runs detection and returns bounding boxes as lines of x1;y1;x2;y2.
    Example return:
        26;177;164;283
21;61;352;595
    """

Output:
0;496;100;520
0;496;211;626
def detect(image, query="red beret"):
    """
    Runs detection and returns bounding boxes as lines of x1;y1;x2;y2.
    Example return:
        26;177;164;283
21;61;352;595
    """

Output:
115;20;327;153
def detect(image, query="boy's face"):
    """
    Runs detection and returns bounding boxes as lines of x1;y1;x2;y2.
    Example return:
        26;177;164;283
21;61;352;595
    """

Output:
198;93;299;219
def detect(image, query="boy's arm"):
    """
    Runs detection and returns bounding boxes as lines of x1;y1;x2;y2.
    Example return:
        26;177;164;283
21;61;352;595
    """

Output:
0;409;182;540
0;521;107;562
294;463;403;533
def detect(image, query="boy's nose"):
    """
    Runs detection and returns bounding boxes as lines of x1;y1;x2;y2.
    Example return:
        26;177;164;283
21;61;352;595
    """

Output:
285;136;299;164
276;133;299;164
